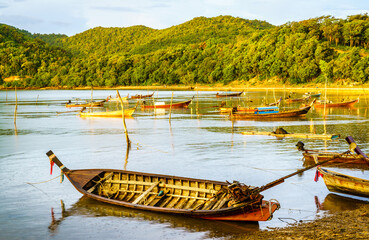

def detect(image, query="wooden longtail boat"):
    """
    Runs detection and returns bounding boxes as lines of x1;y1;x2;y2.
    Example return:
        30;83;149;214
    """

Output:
79;107;136;118
285;96;310;103
220;97;282;113
303;92;321;98
230;105;312;120
298;137;369;167
317;167;369;198
242;131;339;140
314;99;358;108
46;151;279;221
302;150;368;165
216;91;243;98
141;98;193;109
106;96;128;102
131;92;154;99
66;100;105;108
315;136;369;198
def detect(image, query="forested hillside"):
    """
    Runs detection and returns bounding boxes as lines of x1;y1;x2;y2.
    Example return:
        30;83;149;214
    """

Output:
1;15;369;88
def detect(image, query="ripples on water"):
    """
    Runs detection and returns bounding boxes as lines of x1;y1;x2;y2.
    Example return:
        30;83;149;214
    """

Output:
0;89;369;239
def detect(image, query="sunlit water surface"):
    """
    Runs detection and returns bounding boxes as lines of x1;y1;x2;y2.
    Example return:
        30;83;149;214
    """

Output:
1;89;369;239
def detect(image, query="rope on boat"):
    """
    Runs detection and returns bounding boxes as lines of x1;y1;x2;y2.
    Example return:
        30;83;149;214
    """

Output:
26;175;61;185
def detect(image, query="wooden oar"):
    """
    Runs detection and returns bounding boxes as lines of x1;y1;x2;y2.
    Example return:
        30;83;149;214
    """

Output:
256;149;353;193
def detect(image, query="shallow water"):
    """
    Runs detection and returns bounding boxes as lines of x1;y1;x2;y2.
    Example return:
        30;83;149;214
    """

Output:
0;89;369;239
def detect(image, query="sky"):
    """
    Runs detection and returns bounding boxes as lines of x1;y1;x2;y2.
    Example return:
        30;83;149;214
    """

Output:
0;0;368;36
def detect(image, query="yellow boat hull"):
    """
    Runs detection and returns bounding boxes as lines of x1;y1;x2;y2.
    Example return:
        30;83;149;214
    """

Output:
318;167;369;198
79;108;135;118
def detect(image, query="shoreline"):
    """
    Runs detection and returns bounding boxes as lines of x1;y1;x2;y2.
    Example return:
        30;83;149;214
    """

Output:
243;204;369;239
1;83;369;94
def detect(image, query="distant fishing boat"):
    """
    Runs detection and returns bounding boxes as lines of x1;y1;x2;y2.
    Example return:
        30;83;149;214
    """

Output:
242;130;339;140
130;92;154;99
141;98;193;109
79;107;136;118
303;92;321;98
66;100;105;108
215;91;243;98
106;96;128;102
314;99;358;108
230;105;312;120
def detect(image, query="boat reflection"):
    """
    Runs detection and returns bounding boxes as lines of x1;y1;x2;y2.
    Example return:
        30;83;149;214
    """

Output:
315;193;369;212
49;196;260;238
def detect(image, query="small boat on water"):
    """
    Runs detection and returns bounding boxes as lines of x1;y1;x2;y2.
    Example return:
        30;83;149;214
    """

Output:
303;92;321;98
141;98;193;109
106;96;128;102
66;100;106;108
297;137;369;167
216;91;243;98
242;130;339;140
130;92;154;99
46;151;279;221
317;167;369;198
314;99;358;108
79;107;136;118
230;105;312;120
315;136;369;198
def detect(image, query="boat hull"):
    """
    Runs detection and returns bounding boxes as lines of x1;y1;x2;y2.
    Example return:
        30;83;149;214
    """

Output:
61;168;279;221
79;108;135;118
216;91;243;98
141;99;192;109
231;106;311;119
66;100;105;108
303;151;367;165
242;131;339;140
318;167;369;198
314;99;358;108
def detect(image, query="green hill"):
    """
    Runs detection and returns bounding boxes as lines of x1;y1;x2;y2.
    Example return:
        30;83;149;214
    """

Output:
1;14;369;88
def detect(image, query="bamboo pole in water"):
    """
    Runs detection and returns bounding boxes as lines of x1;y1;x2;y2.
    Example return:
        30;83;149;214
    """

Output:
116;90;130;148
14;86;18;135
169;92;173;122
196;91;199;117
14;86;18;125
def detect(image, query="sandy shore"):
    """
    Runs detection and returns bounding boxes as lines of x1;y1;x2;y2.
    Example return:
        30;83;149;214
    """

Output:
241;204;369;239
2;81;369;95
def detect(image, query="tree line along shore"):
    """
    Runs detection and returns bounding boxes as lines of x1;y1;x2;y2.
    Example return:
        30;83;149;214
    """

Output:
1;14;369;89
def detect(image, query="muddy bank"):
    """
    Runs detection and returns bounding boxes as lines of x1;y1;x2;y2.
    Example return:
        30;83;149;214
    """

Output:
241;205;369;239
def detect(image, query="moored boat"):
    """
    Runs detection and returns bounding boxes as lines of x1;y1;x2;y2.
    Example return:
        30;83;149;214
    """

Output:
314;99;358;108
141;98;193;109
317;167;369;198
230;105;312;120
216;91;243;98
315;136;369;198
106;96;128;102
131;92;154;99
66;100;106;108
46;151;280;221
79;107;136;118
242;131;339;140
298;137;369;167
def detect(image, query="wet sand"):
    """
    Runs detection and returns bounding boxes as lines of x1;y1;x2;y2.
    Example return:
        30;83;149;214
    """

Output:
242;205;369;239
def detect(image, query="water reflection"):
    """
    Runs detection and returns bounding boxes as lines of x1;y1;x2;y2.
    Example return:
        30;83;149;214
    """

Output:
49;197;260;239
315;193;369;212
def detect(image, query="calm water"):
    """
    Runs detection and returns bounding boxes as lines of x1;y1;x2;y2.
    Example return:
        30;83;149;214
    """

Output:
1;89;369;240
